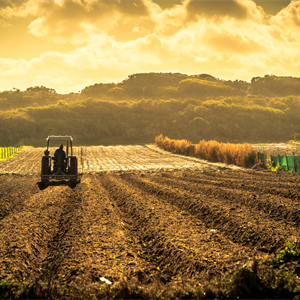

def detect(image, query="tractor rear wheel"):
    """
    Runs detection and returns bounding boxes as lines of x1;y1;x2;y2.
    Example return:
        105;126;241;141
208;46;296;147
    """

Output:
69;157;78;185
41;157;50;183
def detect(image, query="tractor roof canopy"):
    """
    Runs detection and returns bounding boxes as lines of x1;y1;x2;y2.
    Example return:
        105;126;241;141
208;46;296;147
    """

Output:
47;136;73;142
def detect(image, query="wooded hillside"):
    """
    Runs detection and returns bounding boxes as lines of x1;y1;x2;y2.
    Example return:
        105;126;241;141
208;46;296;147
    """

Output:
1;73;300;146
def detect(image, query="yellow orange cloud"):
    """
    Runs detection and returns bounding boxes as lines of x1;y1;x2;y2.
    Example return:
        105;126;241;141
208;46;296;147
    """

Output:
185;0;265;22
270;1;300;42
0;0;299;93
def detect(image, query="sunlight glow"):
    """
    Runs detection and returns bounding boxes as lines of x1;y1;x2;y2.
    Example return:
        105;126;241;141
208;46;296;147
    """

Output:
0;0;297;93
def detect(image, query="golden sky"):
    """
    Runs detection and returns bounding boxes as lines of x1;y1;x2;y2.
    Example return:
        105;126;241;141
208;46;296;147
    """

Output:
0;0;298;93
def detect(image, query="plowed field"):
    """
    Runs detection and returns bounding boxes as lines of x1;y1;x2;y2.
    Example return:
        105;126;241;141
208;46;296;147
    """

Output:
0;145;300;293
0;145;242;175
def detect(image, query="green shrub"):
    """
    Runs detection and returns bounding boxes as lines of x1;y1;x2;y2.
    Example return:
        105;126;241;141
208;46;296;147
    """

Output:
271;240;300;265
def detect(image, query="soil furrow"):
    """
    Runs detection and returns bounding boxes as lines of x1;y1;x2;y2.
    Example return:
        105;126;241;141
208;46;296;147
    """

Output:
0;175;38;197
120;173;298;254
189;169;299;188
43;175;159;286
100;174;263;283
149;173;300;227
167;170;300;203
0;177;40;225
0;185;73;281
38;184;84;288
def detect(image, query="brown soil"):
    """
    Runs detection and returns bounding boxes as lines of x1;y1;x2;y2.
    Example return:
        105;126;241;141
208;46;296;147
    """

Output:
0;145;299;289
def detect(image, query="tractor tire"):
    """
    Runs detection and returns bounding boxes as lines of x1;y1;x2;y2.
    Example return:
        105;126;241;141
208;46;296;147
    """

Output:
69;157;78;185
41;157;50;183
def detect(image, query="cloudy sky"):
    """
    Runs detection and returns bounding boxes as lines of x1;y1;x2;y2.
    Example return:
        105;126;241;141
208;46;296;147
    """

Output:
0;0;298;93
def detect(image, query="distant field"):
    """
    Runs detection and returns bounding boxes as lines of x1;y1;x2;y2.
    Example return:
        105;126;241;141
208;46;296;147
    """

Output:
0;144;232;175
252;141;300;158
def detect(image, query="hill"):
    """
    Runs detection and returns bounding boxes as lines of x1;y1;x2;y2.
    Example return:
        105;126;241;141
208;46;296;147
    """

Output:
1;73;300;146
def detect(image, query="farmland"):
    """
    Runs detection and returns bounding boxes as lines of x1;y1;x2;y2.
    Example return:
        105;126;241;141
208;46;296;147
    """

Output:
0;145;300;298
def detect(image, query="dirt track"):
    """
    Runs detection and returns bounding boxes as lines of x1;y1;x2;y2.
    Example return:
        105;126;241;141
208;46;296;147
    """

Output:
0;145;300;288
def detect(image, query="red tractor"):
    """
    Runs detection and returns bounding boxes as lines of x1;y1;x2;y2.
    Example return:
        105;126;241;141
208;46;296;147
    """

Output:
41;136;78;185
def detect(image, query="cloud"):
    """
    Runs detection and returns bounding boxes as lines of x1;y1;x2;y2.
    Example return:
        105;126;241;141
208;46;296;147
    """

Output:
26;0;151;44
184;0;265;22
1;0;152;44
28;16;48;37
144;0;187;36
270;1;300;41
1;0;267;44
200;19;269;54
0;33;168;93
0;0;38;18
0;18;10;27
1;20;299;94
207;32;266;54
0;0;300;94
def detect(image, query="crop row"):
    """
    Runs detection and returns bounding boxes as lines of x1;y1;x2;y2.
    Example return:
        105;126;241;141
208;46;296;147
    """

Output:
0;147;24;160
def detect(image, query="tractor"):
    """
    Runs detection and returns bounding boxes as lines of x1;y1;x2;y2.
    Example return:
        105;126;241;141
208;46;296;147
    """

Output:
41;135;78;185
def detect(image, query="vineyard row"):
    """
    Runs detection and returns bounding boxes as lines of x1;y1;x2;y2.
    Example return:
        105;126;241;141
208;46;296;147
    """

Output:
0;147;24;160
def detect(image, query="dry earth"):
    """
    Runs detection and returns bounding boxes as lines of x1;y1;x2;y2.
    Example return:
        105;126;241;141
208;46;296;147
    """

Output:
0;144;299;289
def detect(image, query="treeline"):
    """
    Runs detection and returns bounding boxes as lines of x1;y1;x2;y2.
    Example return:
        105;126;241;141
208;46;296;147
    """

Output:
2;73;300;111
1;73;300;146
81;73;300;100
80;73;247;100
0;86;81;111
0;95;299;146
